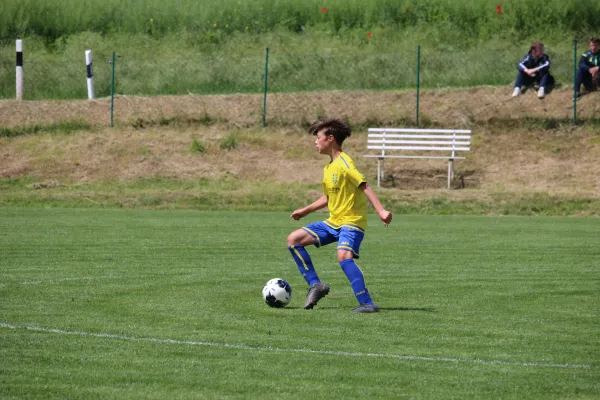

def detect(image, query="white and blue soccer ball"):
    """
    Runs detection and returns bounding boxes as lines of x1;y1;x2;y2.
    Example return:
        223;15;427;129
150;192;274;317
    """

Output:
262;278;292;308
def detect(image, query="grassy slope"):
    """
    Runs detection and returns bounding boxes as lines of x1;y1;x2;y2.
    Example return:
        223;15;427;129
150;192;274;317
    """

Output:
0;0;595;99
0;30;584;99
0;87;599;215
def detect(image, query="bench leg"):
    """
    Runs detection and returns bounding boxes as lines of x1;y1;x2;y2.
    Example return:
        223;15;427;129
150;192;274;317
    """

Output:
447;159;454;190
377;158;381;188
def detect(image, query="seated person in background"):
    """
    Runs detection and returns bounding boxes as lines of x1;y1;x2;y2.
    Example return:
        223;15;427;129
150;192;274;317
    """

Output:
512;41;554;99
575;37;600;98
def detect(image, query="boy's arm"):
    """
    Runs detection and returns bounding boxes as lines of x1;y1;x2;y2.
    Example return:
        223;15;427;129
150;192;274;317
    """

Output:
534;55;551;72
517;55;529;72
290;195;328;220
359;182;392;226
518;55;537;77
578;54;599;77
579;54;590;71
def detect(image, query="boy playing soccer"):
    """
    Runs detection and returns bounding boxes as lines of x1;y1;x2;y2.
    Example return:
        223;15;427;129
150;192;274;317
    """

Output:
287;119;393;313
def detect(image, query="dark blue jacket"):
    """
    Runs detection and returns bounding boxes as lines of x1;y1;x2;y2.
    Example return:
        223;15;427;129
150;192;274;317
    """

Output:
578;50;600;71
517;52;551;72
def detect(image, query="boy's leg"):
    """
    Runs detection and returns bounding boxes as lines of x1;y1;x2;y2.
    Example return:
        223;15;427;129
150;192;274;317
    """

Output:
584;72;594;92
514;70;526;89
546;74;555;91
287;222;335;309
575;68;583;95
287;229;320;286
339;258;376;307
337;226;377;311
513;71;525;96
288;244;319;286
513;71;534;96
522;74;534;90
537;70;549;88
576;67;593;94
594;72;600;90
536;71;549;98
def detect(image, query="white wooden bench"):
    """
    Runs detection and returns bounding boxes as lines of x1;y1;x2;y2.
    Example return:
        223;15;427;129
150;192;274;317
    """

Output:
365;128;472;189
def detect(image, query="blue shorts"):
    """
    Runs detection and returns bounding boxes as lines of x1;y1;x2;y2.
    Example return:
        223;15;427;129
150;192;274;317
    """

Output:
302;221;365;258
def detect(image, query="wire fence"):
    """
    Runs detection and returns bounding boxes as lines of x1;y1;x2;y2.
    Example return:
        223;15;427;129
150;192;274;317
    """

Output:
1;40;597;127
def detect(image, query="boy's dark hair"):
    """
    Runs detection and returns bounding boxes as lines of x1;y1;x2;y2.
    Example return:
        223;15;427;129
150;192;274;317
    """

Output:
590;37;600;45
309;119;352;146
307;120;323;135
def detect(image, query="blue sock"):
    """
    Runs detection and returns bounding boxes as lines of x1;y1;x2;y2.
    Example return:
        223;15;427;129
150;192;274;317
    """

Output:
340;259;375;306
288;245;320;286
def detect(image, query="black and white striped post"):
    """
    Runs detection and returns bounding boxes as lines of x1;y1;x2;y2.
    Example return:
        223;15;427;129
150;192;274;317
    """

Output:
85;50;95;99
16;39;23;101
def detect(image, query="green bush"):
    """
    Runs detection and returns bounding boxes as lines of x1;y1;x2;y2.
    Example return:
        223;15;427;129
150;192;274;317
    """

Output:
2;0;599;41
219;134;237;151
190;138;207;153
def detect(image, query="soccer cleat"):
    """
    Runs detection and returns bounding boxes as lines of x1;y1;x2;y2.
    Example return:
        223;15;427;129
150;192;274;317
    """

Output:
352;304;379;313
304;282;330;309
512;87;521;97
537;87;545;99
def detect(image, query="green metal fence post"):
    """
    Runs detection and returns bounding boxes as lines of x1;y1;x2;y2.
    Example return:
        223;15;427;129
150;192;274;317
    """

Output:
416;45;421;127
110;51;116;127
262;47;269;128
573;40;577;124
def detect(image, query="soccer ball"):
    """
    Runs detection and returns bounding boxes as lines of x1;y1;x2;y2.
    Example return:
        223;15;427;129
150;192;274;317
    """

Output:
262;278;292;308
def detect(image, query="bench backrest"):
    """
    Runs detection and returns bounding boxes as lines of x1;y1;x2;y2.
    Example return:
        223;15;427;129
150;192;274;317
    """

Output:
367;128;471;159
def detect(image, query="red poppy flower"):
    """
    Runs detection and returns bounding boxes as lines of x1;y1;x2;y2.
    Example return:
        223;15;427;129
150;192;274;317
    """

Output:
496;5;502;14
322;7;327;13
367;33;372;38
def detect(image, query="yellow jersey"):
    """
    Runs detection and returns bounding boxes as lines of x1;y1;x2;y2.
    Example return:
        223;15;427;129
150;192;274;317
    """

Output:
322;152;368;230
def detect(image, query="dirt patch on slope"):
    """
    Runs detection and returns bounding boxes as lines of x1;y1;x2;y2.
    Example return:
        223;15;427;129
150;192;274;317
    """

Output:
0;87;599;198
2;86;600;129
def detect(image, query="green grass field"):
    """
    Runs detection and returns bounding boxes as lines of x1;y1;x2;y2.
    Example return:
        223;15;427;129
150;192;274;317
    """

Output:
1;208;598;398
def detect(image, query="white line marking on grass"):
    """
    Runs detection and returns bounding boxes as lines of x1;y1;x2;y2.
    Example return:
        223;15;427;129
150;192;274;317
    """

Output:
1;271;283;288
0;322;592;370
